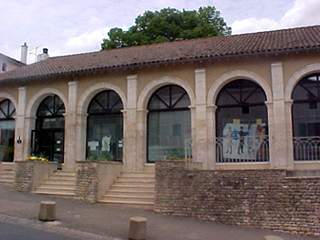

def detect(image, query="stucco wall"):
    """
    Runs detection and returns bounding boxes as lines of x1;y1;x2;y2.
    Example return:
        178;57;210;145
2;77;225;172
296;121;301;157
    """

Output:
1;52;320;171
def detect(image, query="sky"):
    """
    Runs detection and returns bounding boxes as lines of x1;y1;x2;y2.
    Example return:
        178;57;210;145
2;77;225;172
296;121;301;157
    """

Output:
1;0;320;63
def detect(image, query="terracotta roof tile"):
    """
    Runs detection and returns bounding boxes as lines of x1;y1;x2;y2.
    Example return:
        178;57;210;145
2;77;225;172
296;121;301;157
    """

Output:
1;25;320;83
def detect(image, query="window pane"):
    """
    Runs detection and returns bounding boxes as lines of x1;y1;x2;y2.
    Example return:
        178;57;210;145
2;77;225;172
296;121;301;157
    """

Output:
147;110;191;162
0;120;15;162
293;102;320;137
87;114;123;161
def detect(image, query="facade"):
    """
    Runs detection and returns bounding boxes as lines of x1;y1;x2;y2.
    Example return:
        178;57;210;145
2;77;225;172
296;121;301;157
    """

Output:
0;25;320;172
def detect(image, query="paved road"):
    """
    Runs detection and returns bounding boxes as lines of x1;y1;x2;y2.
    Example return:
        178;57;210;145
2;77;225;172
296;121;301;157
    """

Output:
0;222;76;240
0;185;316;240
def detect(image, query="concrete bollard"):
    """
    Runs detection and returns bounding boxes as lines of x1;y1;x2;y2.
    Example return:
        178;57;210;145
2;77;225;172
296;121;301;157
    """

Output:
38;201;56;221
264;236;284;240
128;216;147;240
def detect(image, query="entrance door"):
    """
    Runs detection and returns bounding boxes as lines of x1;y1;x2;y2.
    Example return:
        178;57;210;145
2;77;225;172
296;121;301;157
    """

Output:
31;130;64;164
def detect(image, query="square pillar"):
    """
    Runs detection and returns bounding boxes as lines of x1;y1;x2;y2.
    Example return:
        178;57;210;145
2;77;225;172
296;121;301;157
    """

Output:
194;69;208;169
64;81;78;170
207;105;217;170
270;63;290;169
14;87;27;161
124;75;140;172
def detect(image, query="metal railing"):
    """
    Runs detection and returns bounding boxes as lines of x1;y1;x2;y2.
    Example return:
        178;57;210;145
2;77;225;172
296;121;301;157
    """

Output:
293;136;320;161
216;136;269;163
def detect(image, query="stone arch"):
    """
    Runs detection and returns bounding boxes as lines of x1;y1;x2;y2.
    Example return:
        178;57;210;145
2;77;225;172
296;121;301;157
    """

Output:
78;82;126;114
25;88;67;118
137;76;195;110
207;70;272;105
0;92;18;112
285;63;320;101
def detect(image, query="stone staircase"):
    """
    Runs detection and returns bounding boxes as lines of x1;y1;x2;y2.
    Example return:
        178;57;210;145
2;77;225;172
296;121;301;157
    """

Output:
0;165;15;185
33;170;77;196
100;170;155;208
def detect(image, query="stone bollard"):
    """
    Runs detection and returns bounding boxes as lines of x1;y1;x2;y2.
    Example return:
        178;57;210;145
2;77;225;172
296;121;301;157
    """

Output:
38;201;56;221
264;236;284;240
128;216;147;240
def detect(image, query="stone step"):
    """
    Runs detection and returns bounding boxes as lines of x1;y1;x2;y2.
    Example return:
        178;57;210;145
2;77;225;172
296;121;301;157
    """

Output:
54;171;77;177
42;181;76;186
107;190;154;197
0;174;14;178
36;186;76;191
47;176;76;181
0;179;14;183
112;183;155;188
103;195;154;202
33;190;75;196
121;173;155;178
116;178;155;184
99;199;154;206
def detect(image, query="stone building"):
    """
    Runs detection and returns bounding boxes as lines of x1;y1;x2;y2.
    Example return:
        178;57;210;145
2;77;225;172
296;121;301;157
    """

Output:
0;52;24;73
1;25;320;209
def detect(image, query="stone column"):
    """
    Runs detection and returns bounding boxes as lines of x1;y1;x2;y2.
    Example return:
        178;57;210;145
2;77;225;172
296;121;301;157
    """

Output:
14;87;27;161
207;105;217;170
270;62;289;169
194;69;208;169
23;116;36;160
136;109;147;172
64;81;78;170
124;75;138;172
75;113;87;162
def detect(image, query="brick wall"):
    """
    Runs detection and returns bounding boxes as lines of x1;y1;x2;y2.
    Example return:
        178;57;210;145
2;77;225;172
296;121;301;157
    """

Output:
155;161;320;237
76;162;99;203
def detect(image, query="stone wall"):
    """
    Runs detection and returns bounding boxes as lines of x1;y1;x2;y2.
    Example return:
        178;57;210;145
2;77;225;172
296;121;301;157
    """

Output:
76;161;123;203
155;161;320;237
15;161;57;192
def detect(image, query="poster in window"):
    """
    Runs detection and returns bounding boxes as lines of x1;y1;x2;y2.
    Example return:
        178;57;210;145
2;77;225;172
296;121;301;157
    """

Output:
222;120;266;160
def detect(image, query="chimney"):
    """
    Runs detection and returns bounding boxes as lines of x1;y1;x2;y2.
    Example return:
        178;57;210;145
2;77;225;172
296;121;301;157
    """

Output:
37;48;49;62
20;42;28;64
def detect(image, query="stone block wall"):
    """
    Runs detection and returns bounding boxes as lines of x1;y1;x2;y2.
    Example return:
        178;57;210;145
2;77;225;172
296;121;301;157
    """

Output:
76;161;123;203
15;161;34;192
15;161;57;192
155;160;320;237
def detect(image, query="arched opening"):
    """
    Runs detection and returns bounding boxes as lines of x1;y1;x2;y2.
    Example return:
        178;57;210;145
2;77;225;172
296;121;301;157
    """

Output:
216;79;269;163
147;84;191;162
31;95;65;163
0;99;15;162
86;90;123;161
292;73;320;161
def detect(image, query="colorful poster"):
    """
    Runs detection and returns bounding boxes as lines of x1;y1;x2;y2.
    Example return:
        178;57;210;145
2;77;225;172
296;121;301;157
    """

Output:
222;120;266;160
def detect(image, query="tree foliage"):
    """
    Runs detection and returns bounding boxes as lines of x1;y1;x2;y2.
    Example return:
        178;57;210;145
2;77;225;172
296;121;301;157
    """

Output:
101;6;231;49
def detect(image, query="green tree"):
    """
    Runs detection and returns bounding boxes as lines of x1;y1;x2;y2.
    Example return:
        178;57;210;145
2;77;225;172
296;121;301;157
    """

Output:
101;6;231;49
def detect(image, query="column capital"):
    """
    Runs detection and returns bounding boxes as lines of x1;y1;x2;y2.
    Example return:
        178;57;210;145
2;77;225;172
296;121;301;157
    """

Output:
127;74;138;81
68;80;79;87
195;68;206;75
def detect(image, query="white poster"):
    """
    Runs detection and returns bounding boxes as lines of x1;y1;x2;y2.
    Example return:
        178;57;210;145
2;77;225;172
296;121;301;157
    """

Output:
222;120;266;160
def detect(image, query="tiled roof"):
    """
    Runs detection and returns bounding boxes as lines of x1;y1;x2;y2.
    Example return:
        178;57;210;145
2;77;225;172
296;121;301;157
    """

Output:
1;25;320;83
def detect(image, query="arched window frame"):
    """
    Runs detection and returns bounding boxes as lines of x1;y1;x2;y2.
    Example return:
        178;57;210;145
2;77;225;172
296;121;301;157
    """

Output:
215;79;269;163
291;73;320;161
86;90;124;161
147;84;192;162
0;99;16;120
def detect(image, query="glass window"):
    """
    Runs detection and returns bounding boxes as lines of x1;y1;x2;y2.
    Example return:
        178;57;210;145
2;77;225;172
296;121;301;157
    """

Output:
147;85;191;162
216;80;269;163
33;95;65;163
86;90;123;161
292;74;320;161
0;99;15;162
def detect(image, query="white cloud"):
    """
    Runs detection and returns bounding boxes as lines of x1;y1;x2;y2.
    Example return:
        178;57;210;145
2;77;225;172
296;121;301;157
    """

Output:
65;28;109;53
231;0;320;34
